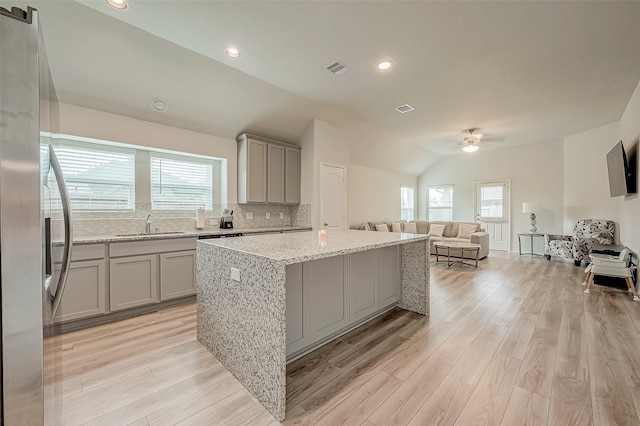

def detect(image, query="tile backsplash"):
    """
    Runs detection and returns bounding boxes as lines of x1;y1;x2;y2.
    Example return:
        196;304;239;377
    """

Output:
59;202;311;238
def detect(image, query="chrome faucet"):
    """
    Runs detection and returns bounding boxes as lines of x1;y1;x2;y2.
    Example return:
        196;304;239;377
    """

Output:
145;214;152;234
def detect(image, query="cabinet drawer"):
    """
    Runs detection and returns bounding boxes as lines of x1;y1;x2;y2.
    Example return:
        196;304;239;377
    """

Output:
54;243;105;262
110;238;196;257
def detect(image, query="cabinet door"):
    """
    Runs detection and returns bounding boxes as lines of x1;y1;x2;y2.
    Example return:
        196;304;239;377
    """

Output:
306;256;349;342
160;250;196;300
286;263;309;356
247;139;267;203
377;246;401;308
53;259;106;323
285;147;301;204
349;250;377;323
267;144;285;203
110;254;158;311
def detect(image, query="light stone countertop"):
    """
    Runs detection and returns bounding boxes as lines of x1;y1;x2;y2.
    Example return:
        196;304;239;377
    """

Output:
71;226;312;245
198;229;429;265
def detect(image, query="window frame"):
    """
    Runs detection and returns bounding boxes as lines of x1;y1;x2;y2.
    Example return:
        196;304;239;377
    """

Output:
426;185;454;221
400;186;415;221
47;138;136;211
150;152;215;211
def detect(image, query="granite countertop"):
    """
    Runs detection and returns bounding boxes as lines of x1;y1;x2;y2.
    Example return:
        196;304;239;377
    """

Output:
198;229;429;265
72;226;312;245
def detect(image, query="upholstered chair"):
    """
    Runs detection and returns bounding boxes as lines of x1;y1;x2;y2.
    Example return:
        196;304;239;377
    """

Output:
545;219;615;266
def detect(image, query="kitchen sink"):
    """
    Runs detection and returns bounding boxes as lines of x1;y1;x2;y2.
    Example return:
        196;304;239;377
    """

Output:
115;231;187;237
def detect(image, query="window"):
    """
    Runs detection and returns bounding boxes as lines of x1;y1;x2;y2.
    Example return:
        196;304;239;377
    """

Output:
478;185;505;220
427;185;453;221
400;186;415;221
151;153;214;210
48;140;135;210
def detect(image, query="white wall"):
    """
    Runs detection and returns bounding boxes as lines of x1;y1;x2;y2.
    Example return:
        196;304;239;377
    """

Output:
619;80;640;251
563;122;621;235
418;140;564;252
348;165;417;225
59;103;238;203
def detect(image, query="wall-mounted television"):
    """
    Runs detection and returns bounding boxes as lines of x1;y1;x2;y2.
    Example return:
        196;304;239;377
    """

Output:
607;140;637;197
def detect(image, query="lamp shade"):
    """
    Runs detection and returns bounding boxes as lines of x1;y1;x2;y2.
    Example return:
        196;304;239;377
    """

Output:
522;202;541;213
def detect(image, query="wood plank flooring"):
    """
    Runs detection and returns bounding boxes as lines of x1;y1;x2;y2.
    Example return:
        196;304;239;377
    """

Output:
45;252;640;425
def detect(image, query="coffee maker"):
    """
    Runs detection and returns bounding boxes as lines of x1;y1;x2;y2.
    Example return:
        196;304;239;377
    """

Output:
220;208;234;229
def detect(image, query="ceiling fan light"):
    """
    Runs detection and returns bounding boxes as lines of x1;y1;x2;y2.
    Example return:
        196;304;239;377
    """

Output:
463;144;478;153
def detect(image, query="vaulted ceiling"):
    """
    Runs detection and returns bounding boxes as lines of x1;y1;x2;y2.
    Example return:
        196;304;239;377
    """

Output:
5;0;640;175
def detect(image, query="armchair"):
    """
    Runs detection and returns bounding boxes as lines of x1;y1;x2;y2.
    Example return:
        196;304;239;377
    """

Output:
545;219;615;266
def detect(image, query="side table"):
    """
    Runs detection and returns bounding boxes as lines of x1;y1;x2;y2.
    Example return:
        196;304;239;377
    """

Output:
517;232;545;256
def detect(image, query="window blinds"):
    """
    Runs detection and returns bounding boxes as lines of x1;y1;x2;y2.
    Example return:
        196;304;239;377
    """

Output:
151;154;213;210
50;140;135;210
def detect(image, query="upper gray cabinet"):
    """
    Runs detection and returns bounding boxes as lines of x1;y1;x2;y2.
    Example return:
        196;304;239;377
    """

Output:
237;133;301;204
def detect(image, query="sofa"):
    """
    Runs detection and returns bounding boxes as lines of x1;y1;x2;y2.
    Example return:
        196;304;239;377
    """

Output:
350;220;490;260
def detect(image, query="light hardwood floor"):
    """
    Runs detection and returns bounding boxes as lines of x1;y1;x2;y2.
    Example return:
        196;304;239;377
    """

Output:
45;252;640;425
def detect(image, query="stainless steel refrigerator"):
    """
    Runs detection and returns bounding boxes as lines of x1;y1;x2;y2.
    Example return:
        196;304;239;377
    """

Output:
1;5;72;425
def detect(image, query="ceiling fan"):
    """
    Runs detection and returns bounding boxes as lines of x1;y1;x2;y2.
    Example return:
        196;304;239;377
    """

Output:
461;128;482;152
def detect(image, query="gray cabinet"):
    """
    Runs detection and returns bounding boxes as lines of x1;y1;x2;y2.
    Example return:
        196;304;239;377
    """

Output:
349;250;378;323
53;259;106;323
160;250;196;300
238;136;267;203
110;254;158;311
237;133;301;204
285;147;301;204
267;144;285;203
285;263;309;355
377;246;401;307
307;256;349;343
53;244;106;324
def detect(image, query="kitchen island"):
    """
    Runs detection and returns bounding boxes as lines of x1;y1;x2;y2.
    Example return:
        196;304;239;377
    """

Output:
196;230;430;421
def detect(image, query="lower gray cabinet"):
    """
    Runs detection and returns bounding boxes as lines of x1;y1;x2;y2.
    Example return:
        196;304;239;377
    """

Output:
378;246;401;308
110;254;158;311
160;250;196;300
349;250;377;322
53;259;106;322
307;256;349;343
285;263;308;355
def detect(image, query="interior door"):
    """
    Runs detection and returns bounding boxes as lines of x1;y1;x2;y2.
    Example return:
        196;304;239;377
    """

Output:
475;181;510;251
320;163;346;230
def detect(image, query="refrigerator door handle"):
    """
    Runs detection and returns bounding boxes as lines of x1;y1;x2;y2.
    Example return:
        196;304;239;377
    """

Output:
48;144;73;319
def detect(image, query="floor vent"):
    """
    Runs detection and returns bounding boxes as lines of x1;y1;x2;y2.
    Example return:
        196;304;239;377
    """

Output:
395;104;415;113
326;61;350;76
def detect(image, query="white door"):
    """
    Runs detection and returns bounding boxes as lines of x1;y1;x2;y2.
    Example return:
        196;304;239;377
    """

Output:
475;181;510;251
320;163;346;230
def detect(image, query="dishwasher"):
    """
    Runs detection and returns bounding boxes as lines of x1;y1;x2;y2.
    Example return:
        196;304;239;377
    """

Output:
198;233;244;240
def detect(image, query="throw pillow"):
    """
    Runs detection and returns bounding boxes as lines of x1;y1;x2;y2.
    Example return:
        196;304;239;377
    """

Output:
375;223;389;232
361;223;371;231
391;222;402;233
428;224;446;237
404;222;417;233
457;223;478;239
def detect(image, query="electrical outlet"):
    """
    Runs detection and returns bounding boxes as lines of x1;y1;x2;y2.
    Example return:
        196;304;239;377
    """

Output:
246;212;253;220
230;268;240;281
280;212;284;219
266;212;271;219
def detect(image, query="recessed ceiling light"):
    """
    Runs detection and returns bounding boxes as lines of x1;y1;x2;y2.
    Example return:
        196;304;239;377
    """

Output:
225;47;240;58
377;61;392;70
105;0;128;10
151;99;167;112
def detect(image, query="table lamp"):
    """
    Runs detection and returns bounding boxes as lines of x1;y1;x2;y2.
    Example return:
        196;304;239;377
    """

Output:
522;202;541;233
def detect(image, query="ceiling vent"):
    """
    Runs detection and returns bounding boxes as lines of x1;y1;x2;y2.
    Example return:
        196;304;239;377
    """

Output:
326;61;350;76
395;104;414;114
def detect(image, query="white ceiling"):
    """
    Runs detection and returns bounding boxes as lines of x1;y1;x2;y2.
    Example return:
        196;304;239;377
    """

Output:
5;0;640;175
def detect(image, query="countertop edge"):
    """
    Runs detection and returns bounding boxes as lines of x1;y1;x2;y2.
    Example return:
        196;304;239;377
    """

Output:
71;226;313;245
